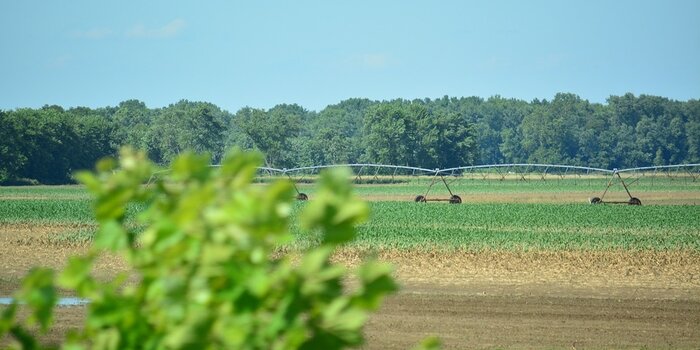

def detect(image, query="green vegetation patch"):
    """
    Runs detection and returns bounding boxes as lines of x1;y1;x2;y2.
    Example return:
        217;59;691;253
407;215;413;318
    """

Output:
292;202;700;251
0;199;95;224
0;185;92;199
2;186;699;251
0;199;143;224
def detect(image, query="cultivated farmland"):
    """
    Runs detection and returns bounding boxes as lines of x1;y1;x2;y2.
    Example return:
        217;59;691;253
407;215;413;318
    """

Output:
1;176;700;349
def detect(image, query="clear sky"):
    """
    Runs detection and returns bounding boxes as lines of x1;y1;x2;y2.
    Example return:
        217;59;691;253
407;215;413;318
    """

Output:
1;0;698;112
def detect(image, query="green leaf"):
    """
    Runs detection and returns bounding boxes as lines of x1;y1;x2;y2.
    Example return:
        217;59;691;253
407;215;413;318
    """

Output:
0;303;18;336
58;255;95;292
300;167;368;245
95;157;117;172
94;220;128;251
74;171;101;193
17;268;57;332
353;260;398;310
10;325;39;349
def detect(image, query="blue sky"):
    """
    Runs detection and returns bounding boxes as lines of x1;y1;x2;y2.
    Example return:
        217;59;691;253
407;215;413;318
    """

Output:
1;0;698;112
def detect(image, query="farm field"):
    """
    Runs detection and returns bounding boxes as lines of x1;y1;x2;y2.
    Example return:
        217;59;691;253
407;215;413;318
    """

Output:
292;173;700;205
1;180;700;349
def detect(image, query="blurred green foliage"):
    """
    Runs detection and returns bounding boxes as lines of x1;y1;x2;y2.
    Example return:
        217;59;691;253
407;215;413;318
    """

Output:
0;148;407;349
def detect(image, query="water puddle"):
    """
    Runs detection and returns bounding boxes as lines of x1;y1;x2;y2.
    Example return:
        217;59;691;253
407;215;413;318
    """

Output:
0;297;89;306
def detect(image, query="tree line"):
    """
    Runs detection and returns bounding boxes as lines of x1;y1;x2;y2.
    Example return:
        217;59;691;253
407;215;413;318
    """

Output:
1;93;698;184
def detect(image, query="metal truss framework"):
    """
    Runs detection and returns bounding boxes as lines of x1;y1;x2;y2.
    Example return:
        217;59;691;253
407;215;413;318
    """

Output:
245;163;700;205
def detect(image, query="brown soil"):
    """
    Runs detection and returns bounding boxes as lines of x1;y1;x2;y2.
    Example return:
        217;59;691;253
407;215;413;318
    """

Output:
7;283;699;349
0;223;128;294
2;225;700;349
356;250;700;349
366;286;700;349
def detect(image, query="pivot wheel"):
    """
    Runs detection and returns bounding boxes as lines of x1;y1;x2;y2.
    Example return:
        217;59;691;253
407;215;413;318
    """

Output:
589;197;602;204
628;197;641;206
449;195;462;204
414;195;426;203
296;193;308;201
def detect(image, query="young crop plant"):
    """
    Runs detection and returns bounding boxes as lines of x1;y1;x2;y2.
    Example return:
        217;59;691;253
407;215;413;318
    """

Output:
347;202;700;251
0;148;436;349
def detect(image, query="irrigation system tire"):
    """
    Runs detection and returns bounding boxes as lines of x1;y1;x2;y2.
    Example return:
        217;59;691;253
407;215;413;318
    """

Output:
590;197;602;204
628;197;642;206
414;195;426;203
449;195;462;204
296;193;308;201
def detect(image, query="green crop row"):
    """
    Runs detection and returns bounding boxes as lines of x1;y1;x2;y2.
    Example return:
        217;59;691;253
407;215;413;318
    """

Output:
367;202;700;230
0;185;92;199
0;199;143;224
2;188;699;251
0;199;95;223
290;202;700;251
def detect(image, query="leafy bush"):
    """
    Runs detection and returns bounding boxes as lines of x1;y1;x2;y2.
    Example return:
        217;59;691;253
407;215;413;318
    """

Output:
0;148;407;349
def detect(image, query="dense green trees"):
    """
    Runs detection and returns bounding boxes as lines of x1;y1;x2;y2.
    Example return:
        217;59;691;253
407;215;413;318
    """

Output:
0;93;698;184
0;106;115;184
110;99;153;154
234;104;305;168
361;100;476;168
297;99;372;166
151;100;228;164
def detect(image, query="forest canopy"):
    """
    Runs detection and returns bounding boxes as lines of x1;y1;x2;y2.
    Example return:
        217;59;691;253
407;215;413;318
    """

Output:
1;93;698;184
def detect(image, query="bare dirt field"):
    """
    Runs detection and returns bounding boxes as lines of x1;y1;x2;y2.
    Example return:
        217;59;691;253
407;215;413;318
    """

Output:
359;250;700;349
2;223;700;349
0;223;126;295
366;284;700;349
20;279;700;349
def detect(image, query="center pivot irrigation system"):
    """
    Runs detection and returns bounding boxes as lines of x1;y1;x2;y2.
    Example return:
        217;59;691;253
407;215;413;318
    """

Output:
249;163;700;206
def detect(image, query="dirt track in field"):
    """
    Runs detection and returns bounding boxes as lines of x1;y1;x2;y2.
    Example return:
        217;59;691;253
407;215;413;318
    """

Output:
2;224;700;348
360;190;700;205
